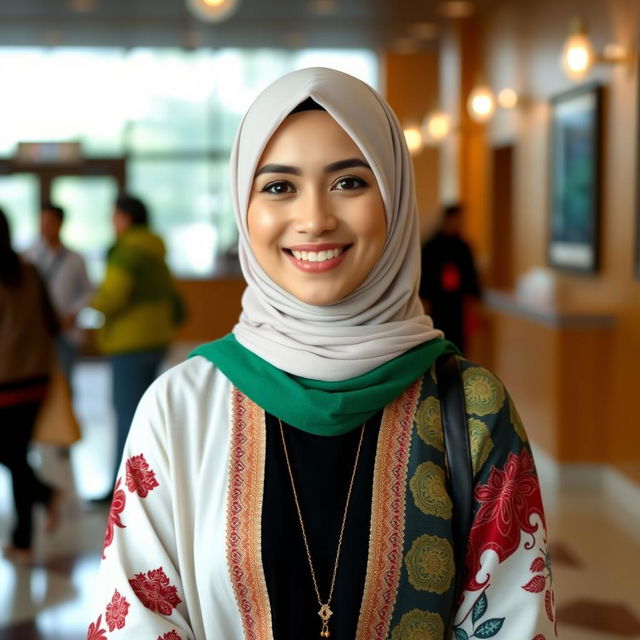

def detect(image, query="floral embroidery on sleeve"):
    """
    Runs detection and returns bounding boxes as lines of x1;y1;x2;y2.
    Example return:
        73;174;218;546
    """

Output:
129;567;182;615
465;449;545;591
105;589;130;631
102;478;127;558
158;632;181;640
126;454;160;497
86;614;108;640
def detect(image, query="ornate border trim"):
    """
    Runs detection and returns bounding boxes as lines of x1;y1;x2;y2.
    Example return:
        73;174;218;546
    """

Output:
226;388;273;640
356;379;422;640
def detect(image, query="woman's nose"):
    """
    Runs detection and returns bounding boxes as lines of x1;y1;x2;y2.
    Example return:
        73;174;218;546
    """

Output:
294;191;337;235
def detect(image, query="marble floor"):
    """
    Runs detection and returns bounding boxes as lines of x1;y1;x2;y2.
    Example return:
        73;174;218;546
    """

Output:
0;355;639;639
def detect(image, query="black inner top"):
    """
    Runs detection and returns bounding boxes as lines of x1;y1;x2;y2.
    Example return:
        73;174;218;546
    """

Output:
262;411;382;640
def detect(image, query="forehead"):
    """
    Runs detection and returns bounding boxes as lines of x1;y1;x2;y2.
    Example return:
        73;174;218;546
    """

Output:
258;110;365;163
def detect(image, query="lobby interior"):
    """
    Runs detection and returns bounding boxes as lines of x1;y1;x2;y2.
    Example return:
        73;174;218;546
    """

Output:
0;0;639;638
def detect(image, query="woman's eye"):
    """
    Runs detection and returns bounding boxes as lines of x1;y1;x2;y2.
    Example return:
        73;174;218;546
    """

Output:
333;176;368;191
262;180;295;195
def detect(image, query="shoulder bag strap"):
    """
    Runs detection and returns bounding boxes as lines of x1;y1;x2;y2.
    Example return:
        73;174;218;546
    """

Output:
436;353;473;632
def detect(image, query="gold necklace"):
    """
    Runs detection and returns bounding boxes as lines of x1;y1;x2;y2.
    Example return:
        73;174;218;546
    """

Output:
278;419;365;638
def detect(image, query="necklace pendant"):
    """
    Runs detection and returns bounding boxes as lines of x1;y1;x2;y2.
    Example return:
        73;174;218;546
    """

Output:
318;603;333;637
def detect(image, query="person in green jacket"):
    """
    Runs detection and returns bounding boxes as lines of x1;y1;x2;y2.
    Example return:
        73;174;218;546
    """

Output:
92;194;185;495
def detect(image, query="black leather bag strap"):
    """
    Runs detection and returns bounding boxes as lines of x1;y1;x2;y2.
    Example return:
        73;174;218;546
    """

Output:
436;353;473;631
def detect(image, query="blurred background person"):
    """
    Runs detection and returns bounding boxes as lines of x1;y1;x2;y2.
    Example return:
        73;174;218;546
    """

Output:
91;194;185;499
24;202;93;385
0;208;61;562
419;202;482;354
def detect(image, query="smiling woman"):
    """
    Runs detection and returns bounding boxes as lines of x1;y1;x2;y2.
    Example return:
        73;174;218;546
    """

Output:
87;67;556;640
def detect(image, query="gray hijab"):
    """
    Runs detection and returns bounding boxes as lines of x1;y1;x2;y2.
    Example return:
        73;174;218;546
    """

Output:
231;67;441;381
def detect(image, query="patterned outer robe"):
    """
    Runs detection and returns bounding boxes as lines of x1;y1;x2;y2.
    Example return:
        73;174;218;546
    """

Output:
89;356;557;640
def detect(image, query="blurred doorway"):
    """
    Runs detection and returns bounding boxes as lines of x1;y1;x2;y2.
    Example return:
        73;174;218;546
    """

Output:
488;144;515;290
0;155;125;282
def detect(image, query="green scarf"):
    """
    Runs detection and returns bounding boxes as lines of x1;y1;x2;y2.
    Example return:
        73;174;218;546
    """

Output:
190;334;458;435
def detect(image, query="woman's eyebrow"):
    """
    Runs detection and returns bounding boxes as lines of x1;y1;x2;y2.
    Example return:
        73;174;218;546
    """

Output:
324;158;371;173
255;163;301;177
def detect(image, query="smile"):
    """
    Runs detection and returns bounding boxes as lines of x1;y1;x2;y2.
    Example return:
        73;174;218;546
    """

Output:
291;247;345;262
283;244;351;272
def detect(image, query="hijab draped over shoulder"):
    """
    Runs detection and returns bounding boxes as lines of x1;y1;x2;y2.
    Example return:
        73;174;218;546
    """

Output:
230;67;442;382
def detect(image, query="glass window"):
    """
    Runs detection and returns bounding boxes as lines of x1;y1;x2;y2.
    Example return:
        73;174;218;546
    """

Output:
0;47;378;277
0;174;39;252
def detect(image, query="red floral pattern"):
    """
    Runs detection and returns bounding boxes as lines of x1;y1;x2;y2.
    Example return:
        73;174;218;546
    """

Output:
129;567;182;615
86;614;108;640
465;449;546;591
125;454;159;497
105;589;130;631
102;478;126;558
158;632;181;640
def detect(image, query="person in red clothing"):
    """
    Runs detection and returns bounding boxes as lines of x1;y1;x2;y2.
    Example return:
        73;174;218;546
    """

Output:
419;203;482;354
0;207;62;561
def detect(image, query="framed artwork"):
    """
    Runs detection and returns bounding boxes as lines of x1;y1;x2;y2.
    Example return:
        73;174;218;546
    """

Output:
548;83;602;273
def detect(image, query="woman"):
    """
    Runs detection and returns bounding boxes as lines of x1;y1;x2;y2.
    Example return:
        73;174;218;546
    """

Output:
0;208;60;561
89;68;555;640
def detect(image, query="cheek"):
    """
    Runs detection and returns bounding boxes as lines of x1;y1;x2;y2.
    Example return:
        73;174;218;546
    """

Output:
247;203;281;252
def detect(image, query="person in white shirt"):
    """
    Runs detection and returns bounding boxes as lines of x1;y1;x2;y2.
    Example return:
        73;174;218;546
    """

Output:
25;203;93;384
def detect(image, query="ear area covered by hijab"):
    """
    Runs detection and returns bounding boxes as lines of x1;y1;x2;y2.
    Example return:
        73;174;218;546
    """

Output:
205;67;447;383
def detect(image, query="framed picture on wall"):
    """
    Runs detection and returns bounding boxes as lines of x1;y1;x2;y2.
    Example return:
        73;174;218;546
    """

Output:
548;83;602;273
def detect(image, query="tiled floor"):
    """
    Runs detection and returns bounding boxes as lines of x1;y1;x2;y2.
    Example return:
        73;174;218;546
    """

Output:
0;354;639;639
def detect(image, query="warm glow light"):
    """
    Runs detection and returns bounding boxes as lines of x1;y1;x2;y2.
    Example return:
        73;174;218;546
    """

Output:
561;18;594;80
422;110;452;144
497;88;518;109
403;126;423;154
186;0;239;22
467;85;495;122
562;33;594;79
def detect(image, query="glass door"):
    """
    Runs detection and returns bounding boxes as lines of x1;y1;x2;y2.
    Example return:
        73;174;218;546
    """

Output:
51;175;120;283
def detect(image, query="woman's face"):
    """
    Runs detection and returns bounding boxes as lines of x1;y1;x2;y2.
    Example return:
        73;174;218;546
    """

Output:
247;110;386;306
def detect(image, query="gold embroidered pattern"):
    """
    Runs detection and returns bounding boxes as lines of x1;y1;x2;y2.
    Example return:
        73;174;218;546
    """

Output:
414;396;444;452
390;609;445;640
355;379;421;640
226;389;273;640
468;417;494;476
409;462;452;519
508;395;527;442
405;534;454;594
462;367;505;416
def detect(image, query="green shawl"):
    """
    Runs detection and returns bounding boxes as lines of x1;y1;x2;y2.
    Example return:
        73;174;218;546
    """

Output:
190;334;457;435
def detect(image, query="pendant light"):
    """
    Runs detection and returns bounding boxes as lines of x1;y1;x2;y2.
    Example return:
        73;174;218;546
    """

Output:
186;0;240;23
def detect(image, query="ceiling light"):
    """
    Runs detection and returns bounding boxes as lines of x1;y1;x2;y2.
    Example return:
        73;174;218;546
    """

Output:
496;88;518;109
421;110;453;144
186;0;240;23
467;84;496;122
403;125;424;155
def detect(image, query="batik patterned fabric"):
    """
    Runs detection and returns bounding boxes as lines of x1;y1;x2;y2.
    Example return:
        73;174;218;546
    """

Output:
386;360;556;640
87;356;555;639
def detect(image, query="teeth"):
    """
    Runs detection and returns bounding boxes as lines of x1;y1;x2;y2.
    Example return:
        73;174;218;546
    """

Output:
291;247;344;262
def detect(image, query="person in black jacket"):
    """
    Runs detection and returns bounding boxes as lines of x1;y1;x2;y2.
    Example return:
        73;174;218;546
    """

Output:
419;203;481;354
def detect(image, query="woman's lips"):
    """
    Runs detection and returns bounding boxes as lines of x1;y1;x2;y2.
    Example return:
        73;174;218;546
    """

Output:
283;244;350;272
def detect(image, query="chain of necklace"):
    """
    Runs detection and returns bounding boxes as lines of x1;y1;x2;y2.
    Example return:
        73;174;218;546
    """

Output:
278;419;366;638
